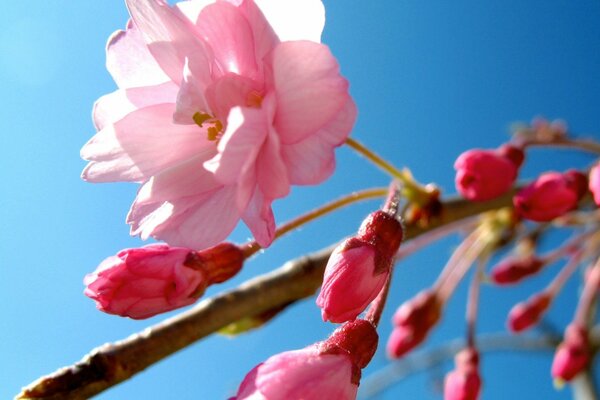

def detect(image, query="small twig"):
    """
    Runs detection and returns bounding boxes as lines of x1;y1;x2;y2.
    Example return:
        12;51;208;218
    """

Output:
16;192;516;400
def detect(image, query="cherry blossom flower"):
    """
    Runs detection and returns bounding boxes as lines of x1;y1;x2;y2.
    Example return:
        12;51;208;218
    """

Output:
81;0;356;249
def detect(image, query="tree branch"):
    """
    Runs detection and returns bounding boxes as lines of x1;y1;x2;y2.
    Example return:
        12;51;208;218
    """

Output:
16;192;515;400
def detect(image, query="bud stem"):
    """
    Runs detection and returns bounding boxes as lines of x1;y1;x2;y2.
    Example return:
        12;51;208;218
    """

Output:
574;259;600;326
466;258;486;347
547;250;584;298
243;188;388;258
520;137;600;155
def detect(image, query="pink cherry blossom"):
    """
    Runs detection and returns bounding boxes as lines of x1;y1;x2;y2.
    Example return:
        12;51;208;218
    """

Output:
552;323;590;382
81;0;356;249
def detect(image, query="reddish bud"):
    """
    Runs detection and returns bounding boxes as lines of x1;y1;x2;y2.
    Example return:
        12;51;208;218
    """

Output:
514;170;587;222
387;290;442;358
444;347;482;400
490;256;545;285
552;323;590;382
233;320;378;399
454;145;523;201
507;292;552;332
185;242;244;284
322;319;379;369
588;163;600;206
84;244;206;319
317;211;403;323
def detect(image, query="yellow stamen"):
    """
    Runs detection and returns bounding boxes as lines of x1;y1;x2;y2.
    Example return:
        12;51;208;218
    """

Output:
193;111;224;141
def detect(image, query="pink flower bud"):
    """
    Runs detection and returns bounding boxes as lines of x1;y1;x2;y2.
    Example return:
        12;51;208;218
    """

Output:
490;256;545;285
454;145;523;201
387;289;442;358
84;244;206;319
507;292;552;332
444;347;482;400
514;170;587;222
317;211;403;323
589;163;600;206
233;320;377;400
552;323;590;382
85;243;244;319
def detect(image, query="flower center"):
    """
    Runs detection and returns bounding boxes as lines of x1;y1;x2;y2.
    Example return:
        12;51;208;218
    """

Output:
193;112;224;141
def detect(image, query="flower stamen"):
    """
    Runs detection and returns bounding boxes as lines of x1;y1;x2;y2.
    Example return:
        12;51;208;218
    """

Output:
193;112;224;141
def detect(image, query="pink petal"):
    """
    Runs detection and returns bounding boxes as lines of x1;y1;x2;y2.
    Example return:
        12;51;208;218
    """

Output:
242;188;275;247
195;2;259;80
106;20;170;88
93;82;179;131
256;130;290;200
125;0;212;85
268;41;350;144
204;106;267;187
254;0;325;42
281;98;356;185
236;0;279;70
173;57;211;124
204;73;263;122
81;103;210;183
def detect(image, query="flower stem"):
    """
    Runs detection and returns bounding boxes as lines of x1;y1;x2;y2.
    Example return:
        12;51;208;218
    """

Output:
521;137;600;155
242;187;388;258
366;275;392;328
574;259;600;326
546;250;584;297
466;257;486;347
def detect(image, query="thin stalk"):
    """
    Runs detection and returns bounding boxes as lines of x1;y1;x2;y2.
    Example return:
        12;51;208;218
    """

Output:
345;137;407;182
575;259;600;326
547;250;584;297
242;187;388;258
466;257;486;347
522;137;600;155
433;227;482;292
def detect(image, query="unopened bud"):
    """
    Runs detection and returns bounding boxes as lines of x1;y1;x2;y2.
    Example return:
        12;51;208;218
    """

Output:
387;289;442;358
84;244;206;319
514;170;587;222
490;256;545;285
552;323;590;382
317;211;403;323
323;319;379;369
454;144;523;202
444;347;482;400
589;163;600;206
507;292;552;332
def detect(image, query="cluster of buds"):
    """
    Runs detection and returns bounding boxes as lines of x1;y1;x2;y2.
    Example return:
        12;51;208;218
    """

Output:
230;319;378;400
84;243;244;319
317;210;403;323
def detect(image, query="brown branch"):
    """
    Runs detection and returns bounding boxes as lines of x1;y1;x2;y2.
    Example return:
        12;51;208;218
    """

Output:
16;191;515;400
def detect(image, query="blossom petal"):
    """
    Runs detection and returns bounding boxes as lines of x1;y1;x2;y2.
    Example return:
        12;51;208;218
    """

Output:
204;106;267;186
125;0;212;85
242;188;275;247
93;82;179;131
195;2;259;80
106;20;171;88
81;103;209;183
281;98;356;185
130;185;242;249
204;73;263;122
254;0;325;42
269;41;350;144
257;130;290;200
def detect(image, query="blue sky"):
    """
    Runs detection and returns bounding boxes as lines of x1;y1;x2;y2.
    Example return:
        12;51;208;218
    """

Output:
1;1;599;399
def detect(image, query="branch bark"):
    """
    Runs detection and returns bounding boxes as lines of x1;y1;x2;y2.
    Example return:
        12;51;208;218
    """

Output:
16;192;515;400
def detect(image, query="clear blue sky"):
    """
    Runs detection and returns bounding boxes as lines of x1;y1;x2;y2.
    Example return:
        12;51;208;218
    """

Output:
1;1;599;399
